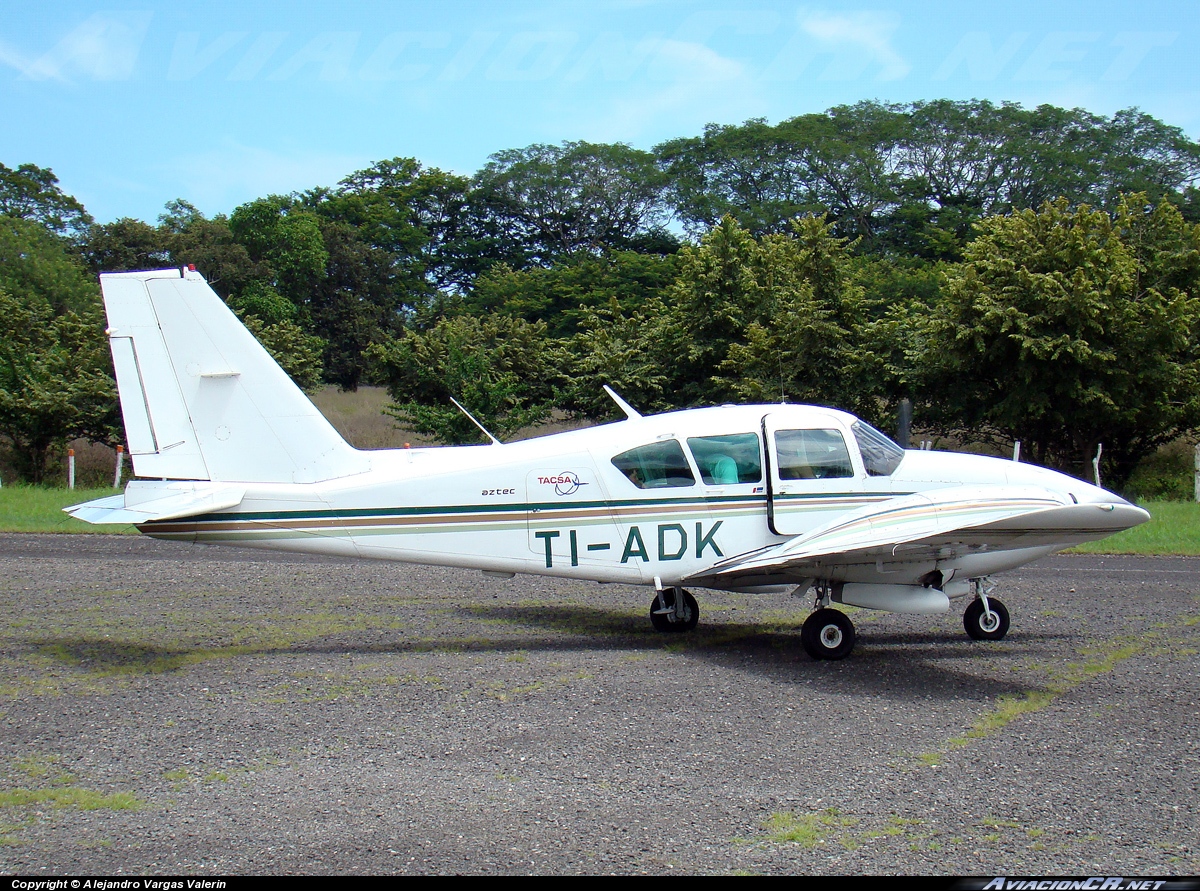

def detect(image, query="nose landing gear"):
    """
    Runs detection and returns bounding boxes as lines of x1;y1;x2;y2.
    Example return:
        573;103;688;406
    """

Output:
962;578;1010;641
963;594;1010;640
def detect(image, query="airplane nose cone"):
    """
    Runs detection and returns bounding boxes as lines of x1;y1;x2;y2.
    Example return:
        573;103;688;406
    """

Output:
1113;501;1152;531
1063;484;1150;531
1085;491;1151;530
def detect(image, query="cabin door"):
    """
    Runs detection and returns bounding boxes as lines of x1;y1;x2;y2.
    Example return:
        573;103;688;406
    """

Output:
762;414;863;537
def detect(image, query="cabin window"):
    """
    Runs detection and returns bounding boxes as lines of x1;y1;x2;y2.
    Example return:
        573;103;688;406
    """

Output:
851;421;905;476
687;433;762;485
612;440;696;489
774;429;854;480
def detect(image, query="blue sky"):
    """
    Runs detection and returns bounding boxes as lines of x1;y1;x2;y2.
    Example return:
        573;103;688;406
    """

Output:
3;1;1196;224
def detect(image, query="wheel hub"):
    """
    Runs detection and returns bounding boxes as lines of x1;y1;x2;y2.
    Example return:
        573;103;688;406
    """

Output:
820;624;843;649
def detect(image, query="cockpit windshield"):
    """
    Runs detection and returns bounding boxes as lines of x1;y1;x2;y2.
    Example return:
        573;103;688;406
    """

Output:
851;421;905;476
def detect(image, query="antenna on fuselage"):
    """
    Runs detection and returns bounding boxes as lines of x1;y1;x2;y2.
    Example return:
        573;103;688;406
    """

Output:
449;397;502;446
603;385;643;420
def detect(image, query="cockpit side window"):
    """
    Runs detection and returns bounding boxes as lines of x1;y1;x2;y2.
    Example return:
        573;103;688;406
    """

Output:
686;433;762;485
851;421;905;476
611;439;696;489
774;429;854;480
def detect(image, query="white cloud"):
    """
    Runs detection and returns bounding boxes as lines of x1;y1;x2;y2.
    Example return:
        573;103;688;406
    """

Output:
800;9;910;81
576;40;761;144
0;38;45;79
5;12;153;81
646;38;747;82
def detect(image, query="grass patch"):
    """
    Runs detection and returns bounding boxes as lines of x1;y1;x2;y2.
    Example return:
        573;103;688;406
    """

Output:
1069;501;1200;555
0;787;141;810
916;631;1156;767
0;486;135;534
763;808;858;847
964;690;1058;738
13;754;73;785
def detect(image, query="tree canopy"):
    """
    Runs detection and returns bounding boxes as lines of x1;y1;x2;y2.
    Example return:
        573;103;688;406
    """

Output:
0;162;93;241
917;195;1200;484
0;224;117;482
5;98;1200;487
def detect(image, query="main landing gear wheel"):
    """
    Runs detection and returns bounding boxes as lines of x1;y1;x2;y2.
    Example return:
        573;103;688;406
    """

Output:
801;608;856;660
650;587;699;633
963;597;1010;641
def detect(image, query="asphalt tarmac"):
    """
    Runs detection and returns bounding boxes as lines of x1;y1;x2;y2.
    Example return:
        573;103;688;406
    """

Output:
0;533;1197;875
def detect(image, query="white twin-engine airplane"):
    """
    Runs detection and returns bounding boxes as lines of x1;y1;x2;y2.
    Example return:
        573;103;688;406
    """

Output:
69;268;1149;660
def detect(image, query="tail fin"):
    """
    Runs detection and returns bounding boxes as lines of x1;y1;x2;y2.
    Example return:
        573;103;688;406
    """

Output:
101;268;369;483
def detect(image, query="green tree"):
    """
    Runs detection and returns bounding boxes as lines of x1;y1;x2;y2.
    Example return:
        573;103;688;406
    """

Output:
0;216;119;481
472;141;672;266
307;218;403;389
0;287;118;483
916;196;1200;486
229;196;328;306
240;314;326;392
657;106;906;242
711;216;883;420
849;254;944;405
557;296;691;421
462;250;679;337
159;202;257;299
666;215;764;403
311;157;472;295
657;101;1200;259
658;215;881;415
82;217;170;274
369;315;560;444
0;162;93;241
0;217;98;314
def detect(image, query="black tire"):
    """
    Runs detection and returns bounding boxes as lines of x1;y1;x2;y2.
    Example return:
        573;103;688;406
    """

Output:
649;588;699;632
801;608;856;660
963;597;1010;641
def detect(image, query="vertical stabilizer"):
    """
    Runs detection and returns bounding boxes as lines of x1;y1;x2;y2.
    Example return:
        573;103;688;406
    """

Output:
101;268;369;483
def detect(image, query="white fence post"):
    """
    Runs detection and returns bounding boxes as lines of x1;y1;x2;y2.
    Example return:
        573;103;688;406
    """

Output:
67;448;75;490
113;445;125;489
1194;443;1200;503
1012;440;1021;462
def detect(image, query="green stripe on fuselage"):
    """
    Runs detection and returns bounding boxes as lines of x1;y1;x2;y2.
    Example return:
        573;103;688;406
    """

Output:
141;491;901;537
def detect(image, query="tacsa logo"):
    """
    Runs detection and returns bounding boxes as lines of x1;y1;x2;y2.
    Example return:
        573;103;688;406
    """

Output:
538;471;588;496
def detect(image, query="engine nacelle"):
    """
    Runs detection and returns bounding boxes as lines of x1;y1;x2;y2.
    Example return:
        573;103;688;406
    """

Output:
836;583;950;614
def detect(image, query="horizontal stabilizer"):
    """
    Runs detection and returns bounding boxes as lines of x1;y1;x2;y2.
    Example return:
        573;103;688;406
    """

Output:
66;482;245;525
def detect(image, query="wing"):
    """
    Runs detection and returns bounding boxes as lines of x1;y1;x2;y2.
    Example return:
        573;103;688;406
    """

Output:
684;485;1148;590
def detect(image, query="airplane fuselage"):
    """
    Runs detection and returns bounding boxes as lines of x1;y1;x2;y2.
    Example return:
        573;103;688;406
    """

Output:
127;404;1123;593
